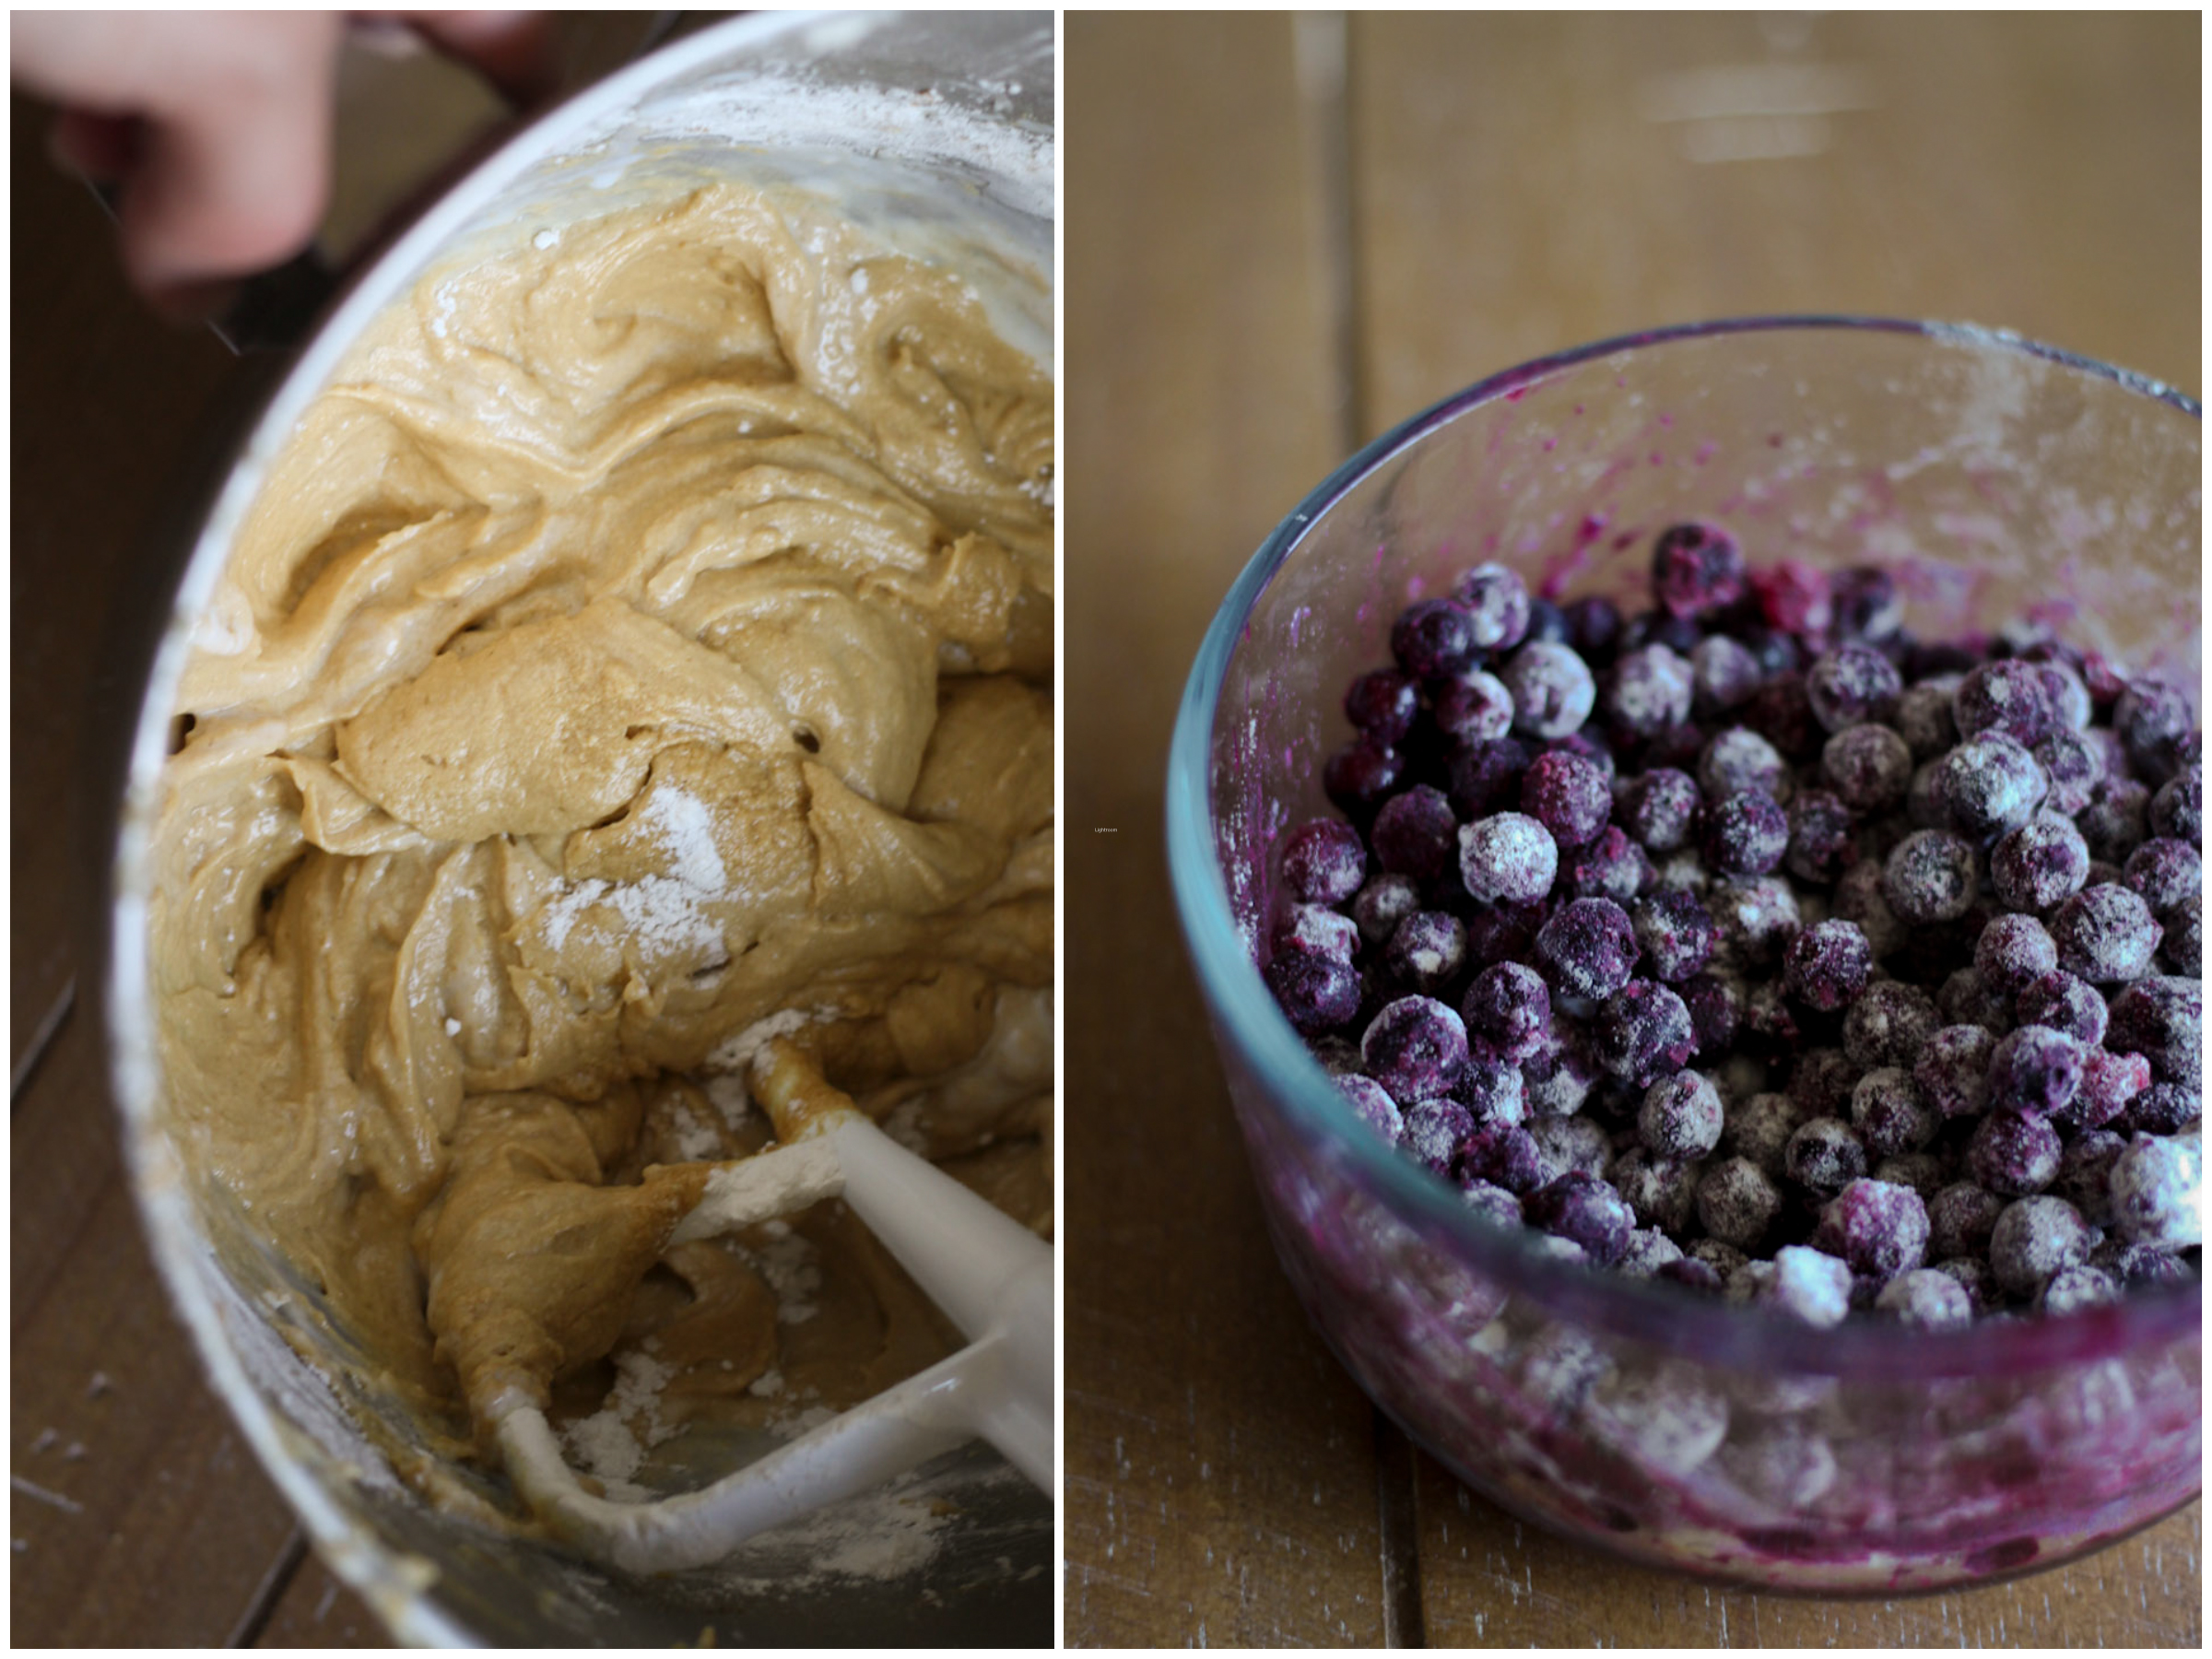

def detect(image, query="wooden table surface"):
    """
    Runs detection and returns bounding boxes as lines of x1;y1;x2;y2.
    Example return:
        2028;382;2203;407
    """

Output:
1063;11;2200;1649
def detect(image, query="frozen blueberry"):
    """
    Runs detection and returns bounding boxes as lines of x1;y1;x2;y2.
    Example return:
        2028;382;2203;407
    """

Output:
1460;962;1550;1062
1630;888;1717;985
2124;839;2200;917
1690;634;1766;720
1345;668;1420;744
1936;732;2048;840
1519;1017;1598;1120
1806;644;1902;733
1953;659;2058;747
1725;1090;1808;1177
1700;726;1792;804
1913;1024;1996;1119
1986;1025;2084;1116
1620;769;1702;853
1613;1226;1688;1277
1265;951;1361;1032
1966;1105;2063;1196
1361;995;1469;1104
1522;1171;1635;1265
1822;724;1912;814
1639;1069;1724;1159
1535;897;1641;1001
1841;980;1940;1070
1927;1182;2006;1260
1520;749;1612;848
2033;727;2104;816
1622;607;1704;656
1459;811;1559;905
1453;561;1534;650
1451;1034;1525;1120
1814;1178;1930;1277
1445;735;1532;819
1274;902;1360;962
1874;1152;1947;1201
2065;1047;2149;1132
1694;1156;1782;1249
1431;668;1517;745
1463;900;1545;972
2109;1132;2202;1248
2035;1264;2121;1316
1385;910;1467;994
1651;521;1747;618
1782;918;1873;1011
2125;1081;2200;1136
1784;1116;1868;1197
2077;778;2152;865
1323;737;1405;818
1335;1074;1406;1144
1892;682;1961;761
1527;1114;1612;1183
2051;1128;2129;1227
1789;1048;1859;1119
1547;729;1618;782
1783;789;1856;886
2160;894;2200;973
1850;1067;1938;1157
1391;596;1479;681
1281;818;1368;903
2049;882;2160;983
1874;1267;1971;1328
1564;595;1624;662
1829;567;1903;643
2106;976;2202;1088
2151;763;2201;844
1602;644;1695;739
1371;784;1461;881
1401;1098;1478;1175
1351;871;1422;947
1563;824;1653;905
1882;829;1978;925
1930;1256;1999;1313
2115;677;2194;783
1706;875;1804;974
1989;1194;2097;1296
1500;641;1599;741
1739;674;1821;763
1458;1178;1526;1230
1678;972;1740;1064
2094;1240;2194;1289
1990;812;2091;913
1759;1245;1854;1327
1455;1122;1546;1194
1702;790;1789;877
1974;913;2059;996
1523;597;1571;647
1608;1147;1704;1233
1591;979;1697;1085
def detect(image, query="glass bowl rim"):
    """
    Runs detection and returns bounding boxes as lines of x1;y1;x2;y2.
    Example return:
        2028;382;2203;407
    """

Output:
1165;313;2202;1382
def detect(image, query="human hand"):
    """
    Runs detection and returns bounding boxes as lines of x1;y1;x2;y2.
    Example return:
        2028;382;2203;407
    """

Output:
12;11;550;312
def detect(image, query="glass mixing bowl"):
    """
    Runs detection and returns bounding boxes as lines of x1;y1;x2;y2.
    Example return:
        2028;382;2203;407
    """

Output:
1166;318;2200;1594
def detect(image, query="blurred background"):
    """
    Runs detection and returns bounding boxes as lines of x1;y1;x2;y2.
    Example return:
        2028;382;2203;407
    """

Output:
1065;10;2198;1647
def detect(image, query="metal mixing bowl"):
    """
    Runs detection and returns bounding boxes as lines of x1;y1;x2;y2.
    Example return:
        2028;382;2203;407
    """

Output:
96;11;1053;1643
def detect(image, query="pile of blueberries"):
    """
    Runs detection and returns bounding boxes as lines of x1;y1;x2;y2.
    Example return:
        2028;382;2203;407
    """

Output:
1265;524;2201;1327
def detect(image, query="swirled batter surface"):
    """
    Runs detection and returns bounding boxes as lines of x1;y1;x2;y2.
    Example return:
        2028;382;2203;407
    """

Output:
150;182;1053;1480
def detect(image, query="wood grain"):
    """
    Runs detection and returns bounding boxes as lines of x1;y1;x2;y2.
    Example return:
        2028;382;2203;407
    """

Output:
1346;12;2199;444
1064;12;1397;1646
9;1015;305;1646
1063;10;2200;1647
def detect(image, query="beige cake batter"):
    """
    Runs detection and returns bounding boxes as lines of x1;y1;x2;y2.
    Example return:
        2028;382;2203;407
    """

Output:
147;182;1053;1481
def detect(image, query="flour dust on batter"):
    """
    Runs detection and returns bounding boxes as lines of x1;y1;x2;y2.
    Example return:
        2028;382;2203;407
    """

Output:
148;182;1053;1494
